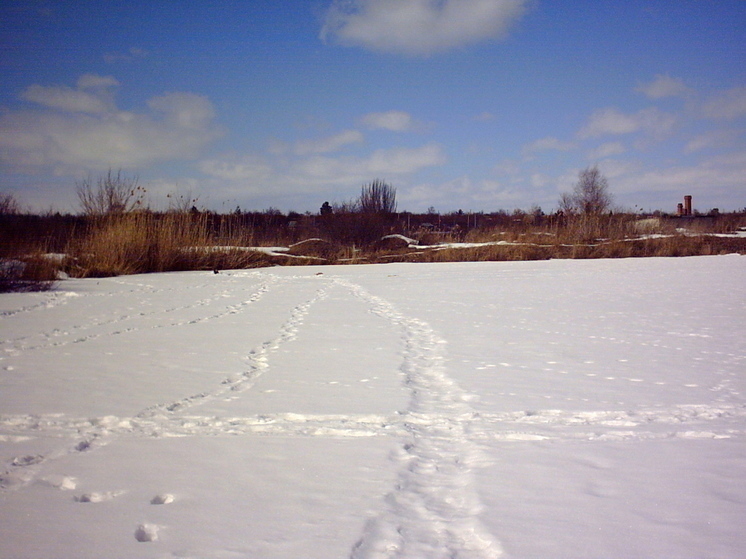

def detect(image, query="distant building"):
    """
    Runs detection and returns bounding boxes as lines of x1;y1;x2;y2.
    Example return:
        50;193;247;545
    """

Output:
677;195;693;216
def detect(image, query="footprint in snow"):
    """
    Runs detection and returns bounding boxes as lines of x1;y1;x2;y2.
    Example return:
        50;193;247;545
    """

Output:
135;523;160;542
41;475;77;490
74;490;125;503
150;493;174;505
10;454;45;467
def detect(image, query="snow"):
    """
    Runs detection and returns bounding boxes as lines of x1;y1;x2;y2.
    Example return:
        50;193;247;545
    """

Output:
1;255;745;558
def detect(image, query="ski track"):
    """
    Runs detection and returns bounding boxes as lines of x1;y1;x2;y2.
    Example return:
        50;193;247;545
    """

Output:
1;271;744;555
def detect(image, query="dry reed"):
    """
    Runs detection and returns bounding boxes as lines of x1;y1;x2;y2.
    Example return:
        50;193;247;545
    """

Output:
65;212;270;277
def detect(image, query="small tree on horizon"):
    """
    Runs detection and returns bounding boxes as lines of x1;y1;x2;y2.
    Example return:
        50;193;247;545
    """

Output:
0;192;21;215
359;179;397;214
559;165;613;215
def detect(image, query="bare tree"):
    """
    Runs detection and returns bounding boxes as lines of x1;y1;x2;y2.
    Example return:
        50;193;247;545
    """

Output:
358;179;397;214
559;165;612;215
76;169;144;216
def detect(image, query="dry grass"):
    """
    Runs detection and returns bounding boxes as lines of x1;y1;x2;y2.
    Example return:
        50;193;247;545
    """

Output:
0;221;59;291
379;211;746;263
65;212;272;277
2;209;744;286
398;232;745;263
0;253;59;292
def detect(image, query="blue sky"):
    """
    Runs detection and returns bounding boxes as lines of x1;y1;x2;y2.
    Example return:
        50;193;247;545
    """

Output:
1;0;744;214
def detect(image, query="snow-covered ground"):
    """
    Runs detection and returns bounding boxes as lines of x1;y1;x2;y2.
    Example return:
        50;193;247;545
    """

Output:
1;255;744;558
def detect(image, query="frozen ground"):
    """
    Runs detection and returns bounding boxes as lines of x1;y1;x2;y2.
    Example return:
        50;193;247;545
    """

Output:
1;255;744;558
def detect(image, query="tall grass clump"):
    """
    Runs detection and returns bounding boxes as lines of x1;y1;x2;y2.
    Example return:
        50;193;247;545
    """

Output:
318;180;398;247
0;191;59;292
66;212;267;277
0;252;58;292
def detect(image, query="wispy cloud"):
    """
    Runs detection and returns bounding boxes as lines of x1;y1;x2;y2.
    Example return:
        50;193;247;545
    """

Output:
320;0;529;56
635;74;690;99
702;86;746;120
587;142;626;159
684;129;741;153
402;176;523;210
294;129;364;155
522;136;576;156
0;75;221;173
360;110;415;132
578;107;676;139
616;151;746;197
20;74;119;114
199;143;447;197
295;143;446;181
473;111;496;122
198;154;273;181
104;47;148;64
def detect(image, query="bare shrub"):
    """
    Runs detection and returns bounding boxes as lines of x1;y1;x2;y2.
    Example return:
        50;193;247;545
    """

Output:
166;191;200;214
76;170;146;216
0;192;21;215
319;210;389;247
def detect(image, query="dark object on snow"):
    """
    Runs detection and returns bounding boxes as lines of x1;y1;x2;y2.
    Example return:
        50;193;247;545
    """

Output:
213;268;219;274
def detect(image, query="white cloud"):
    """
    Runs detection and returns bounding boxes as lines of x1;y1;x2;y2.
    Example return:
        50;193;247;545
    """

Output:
320;0;529;56
198;143;447;199
360;110;414;132
579;107;677;139
530;173;550;188
297;143;446;181
401;176;522;211
20;84;110;114
366;143;446;173
0;76;221;174
685;129;740;153
148;92;216;129
294;129;364;155
198;154;273;181
635;74;690;99
579;108;640;137
702;86;746;120
20;74;120;114
617;151;746;196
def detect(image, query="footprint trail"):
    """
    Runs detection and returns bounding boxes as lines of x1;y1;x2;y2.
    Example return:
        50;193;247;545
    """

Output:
336;278;503;558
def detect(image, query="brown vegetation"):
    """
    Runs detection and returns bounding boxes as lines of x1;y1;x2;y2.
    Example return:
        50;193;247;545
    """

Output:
1;180;745;291
0;252;58;293
65;212;272;278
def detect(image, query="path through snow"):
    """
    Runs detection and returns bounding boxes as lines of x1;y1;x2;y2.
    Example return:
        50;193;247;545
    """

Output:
1;257;744;558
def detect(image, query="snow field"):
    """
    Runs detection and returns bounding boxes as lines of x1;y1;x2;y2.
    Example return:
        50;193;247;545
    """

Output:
0;255;745;558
